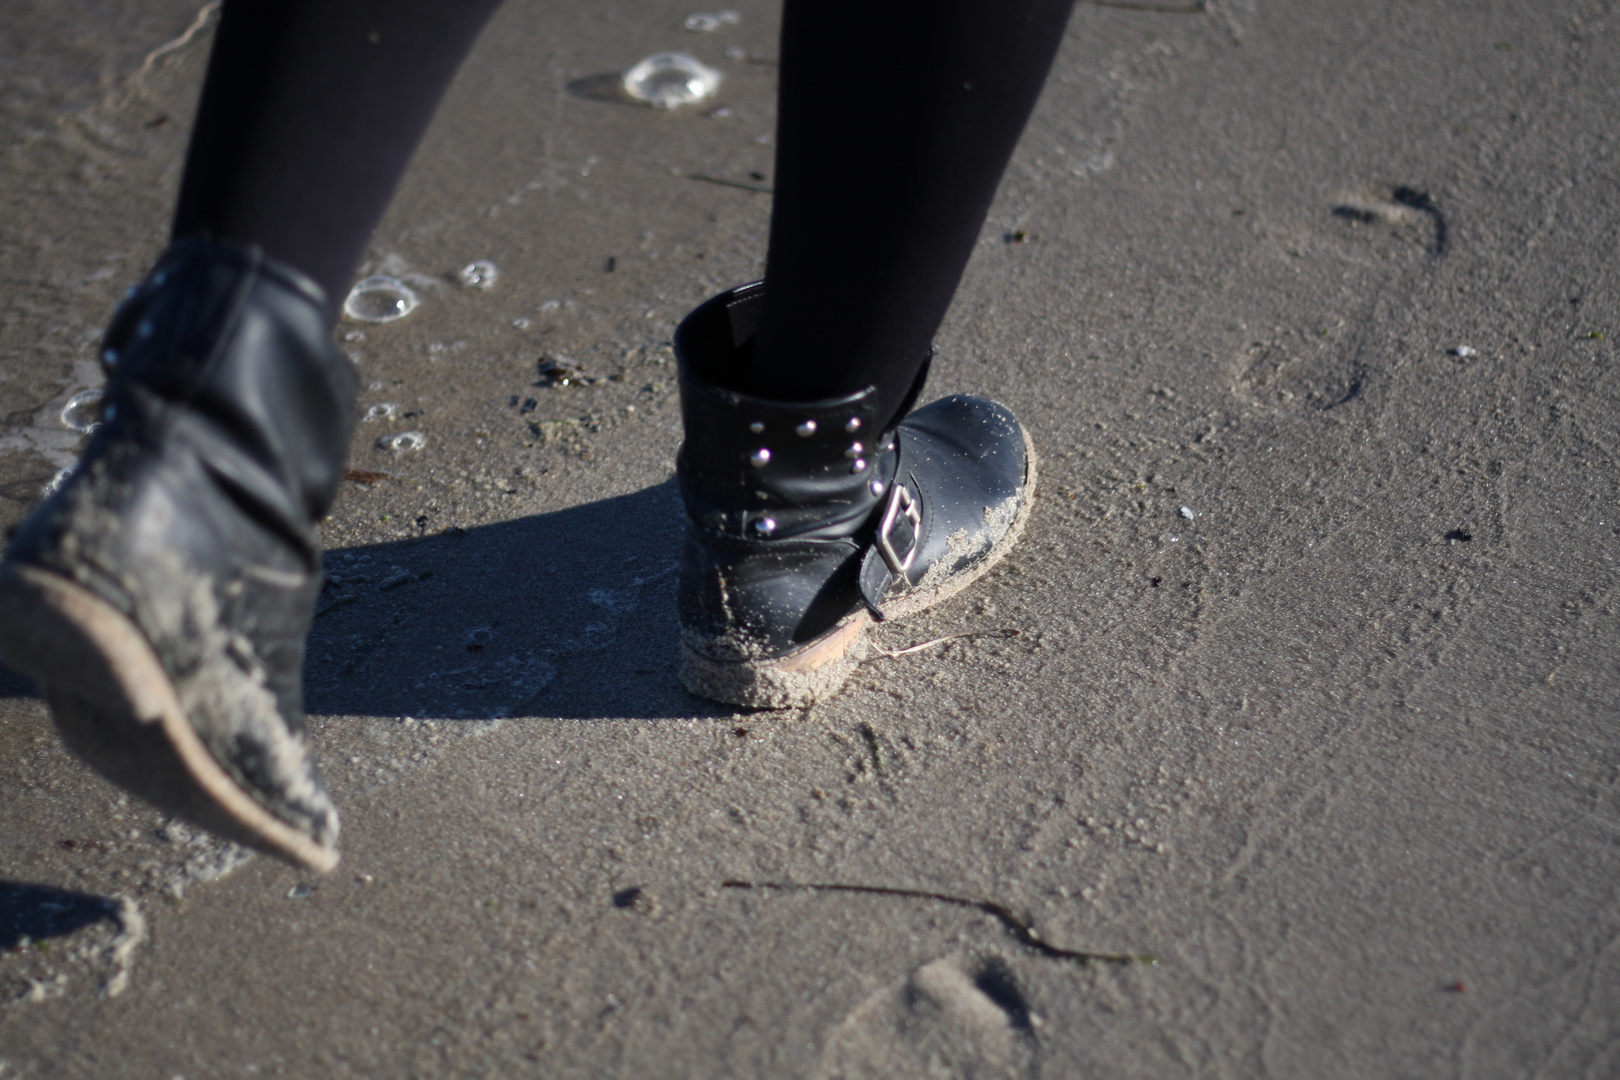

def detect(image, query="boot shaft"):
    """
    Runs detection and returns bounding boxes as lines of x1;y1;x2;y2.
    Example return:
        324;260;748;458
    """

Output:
674;282;896;543
99;238;358;546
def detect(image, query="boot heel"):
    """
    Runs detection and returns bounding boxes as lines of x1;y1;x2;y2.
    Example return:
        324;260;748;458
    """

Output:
680;610;870;709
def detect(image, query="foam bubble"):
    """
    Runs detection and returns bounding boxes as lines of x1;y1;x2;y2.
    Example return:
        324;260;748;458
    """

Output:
459;261;498;289
60;389;105;433
377;431;426;452
623;52;721;110
344;276;420;323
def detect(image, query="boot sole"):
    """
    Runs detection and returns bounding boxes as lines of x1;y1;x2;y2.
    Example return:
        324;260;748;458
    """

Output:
680;427;1039;709
0;564;339;873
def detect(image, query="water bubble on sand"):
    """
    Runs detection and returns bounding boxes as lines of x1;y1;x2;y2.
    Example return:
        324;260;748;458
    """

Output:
61;389;105;433
459;260;498;289
622;52;721;110
364;402;400;422
513;317;531;329
343;276;419;323
378;431;426;452
1179;506;1196;520
1450;345;1478;358
684;10;740;32
287;884;311;900
41;466;75;498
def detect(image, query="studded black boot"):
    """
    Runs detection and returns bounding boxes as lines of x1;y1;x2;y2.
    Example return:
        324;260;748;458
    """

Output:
675;282;1037;708
0;239;357;871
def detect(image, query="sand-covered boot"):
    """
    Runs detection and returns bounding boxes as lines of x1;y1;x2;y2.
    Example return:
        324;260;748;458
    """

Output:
0;238;357;872
674;282;1037;709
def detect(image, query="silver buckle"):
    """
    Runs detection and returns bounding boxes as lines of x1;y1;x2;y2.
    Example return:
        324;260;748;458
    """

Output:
875;483;921;577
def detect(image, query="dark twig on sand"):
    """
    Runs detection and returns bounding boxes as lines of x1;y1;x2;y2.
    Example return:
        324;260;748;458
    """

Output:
688;173;775;194
720;880;1157;965
314;595;359;619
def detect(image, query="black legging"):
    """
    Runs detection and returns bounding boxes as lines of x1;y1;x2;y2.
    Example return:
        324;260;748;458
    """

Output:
173;0;1075;429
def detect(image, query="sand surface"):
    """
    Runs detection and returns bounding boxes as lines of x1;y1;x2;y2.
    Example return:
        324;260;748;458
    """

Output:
2;1;1618;1076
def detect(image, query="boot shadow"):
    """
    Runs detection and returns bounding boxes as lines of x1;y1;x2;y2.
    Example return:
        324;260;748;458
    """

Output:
0;881;119;949
0;662;36;700
306;478;729;722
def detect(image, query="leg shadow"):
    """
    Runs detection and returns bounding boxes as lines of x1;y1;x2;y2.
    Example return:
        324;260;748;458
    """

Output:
307;478;727;722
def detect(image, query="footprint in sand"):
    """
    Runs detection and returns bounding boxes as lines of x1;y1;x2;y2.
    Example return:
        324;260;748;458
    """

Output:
1331;185;1448;257
812;956;1038;1080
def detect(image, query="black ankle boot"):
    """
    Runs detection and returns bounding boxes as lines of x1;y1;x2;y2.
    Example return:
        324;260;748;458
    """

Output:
0;239;357;871
674;282;1036;708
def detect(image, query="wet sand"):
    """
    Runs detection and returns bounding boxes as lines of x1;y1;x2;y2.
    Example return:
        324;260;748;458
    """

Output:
3;1;1619;1076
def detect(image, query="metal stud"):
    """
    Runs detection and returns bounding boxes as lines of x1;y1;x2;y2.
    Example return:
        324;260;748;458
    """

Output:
749;421;765;434
136;319;154;340
124;285;140;300
851;458;868;473
152;271;167;287
104;404;117;422
845;417;862;433
752;516;778;537
795;419;817;437
869;480;885;497
750;448;772;467
101;349;119;368
843;442;864;459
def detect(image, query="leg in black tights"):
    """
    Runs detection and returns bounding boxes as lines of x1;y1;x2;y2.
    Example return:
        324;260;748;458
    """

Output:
174;0;1073;404
2;0;1075;844
753;0;1076;428
172;0;506;309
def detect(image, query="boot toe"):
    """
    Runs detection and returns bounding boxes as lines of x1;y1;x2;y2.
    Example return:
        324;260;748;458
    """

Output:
860;395;1035;619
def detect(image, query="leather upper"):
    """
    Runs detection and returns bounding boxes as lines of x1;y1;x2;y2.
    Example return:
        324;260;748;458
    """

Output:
6;239;356;842
675;282;1029;661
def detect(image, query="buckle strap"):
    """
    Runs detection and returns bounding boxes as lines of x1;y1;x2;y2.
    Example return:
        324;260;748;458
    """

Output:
875;482;921;576
858;480;923;619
